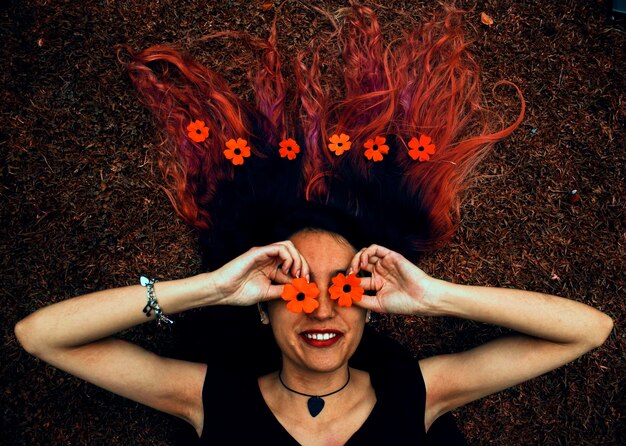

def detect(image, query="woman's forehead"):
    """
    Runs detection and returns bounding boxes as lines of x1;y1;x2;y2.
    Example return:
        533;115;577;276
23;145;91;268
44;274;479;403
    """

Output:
290;229;354;249
290;231;355;272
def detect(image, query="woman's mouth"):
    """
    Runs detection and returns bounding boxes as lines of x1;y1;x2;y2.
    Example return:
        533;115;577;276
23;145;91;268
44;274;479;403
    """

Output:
299;330;343;348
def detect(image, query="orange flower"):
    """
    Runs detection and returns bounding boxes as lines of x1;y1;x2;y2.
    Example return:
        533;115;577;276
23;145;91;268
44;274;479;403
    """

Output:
407;134;436;162
328;133;352;156
187;119;209;143
329;273;364;307
224;138;251;165
281;278;321;314
364;136;390;162
279;138;300;160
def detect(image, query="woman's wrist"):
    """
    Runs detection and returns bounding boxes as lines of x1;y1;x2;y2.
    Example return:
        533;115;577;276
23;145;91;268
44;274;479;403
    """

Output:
156;272;224;313
419;277;459;317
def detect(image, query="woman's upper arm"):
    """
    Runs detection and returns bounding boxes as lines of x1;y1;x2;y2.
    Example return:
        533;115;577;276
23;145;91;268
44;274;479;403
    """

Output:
34;338;207;435
419;335;598;429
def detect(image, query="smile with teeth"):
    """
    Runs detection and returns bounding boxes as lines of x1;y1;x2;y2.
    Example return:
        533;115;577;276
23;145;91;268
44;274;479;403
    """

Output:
304;332;337;341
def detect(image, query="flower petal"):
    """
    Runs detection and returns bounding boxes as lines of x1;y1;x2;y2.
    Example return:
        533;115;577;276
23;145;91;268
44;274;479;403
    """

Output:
303;282;320;299
302;298;320;314
240;146;251;157
281;283;298;301
350;286;364;302
329;284;342;300
292;277;309;291
337;294;353;307
286;300;303;313
226;139;238;150
346;273;361;286
332;273;346;286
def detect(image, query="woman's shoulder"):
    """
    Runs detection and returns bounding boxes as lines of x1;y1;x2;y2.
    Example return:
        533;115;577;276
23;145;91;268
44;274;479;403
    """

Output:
351;327;424;382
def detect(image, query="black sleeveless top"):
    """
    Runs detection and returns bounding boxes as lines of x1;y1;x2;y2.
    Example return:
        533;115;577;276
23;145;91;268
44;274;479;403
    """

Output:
196;328;450;445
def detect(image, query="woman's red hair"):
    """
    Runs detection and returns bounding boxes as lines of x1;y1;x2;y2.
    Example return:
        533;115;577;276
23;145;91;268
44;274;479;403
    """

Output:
126;1;524;261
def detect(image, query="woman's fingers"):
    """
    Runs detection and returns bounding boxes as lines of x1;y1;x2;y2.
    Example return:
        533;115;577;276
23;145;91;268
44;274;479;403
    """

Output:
280;240;302;277
358;276;376;291
245;241;312;288
275;240;310;279
350;248;366;273
354;294;385;313
351;244;396;273
262;284;286;301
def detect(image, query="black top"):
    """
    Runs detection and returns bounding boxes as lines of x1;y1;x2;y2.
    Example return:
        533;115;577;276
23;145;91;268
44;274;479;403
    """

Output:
196;328;469;445
199;357;426;444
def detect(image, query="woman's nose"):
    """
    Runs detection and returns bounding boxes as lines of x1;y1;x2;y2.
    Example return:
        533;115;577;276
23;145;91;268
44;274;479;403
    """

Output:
312;291;335;320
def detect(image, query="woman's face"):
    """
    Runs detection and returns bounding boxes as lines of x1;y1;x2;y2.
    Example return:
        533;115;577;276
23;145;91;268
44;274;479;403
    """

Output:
267;230;367;374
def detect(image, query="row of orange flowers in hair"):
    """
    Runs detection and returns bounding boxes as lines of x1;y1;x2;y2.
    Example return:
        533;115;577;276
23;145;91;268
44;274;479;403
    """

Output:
187;120;436;166
281;273;364;313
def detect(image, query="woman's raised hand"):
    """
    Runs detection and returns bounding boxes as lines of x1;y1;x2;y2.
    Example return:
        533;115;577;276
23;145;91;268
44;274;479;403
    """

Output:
209;241;310;307
350;244;438;316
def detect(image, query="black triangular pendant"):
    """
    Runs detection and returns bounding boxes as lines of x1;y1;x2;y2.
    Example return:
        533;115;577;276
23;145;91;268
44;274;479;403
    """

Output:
307;396;325;417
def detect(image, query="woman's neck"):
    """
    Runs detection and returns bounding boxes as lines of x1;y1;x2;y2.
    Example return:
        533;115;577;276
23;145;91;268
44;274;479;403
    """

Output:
279;362;351;397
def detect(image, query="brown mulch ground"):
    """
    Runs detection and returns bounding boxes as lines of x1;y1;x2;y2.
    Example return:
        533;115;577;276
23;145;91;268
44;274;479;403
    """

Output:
1;0;624;445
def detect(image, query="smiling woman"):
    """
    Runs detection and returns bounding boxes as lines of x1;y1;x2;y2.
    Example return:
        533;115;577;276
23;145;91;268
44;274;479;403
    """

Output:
13;1;614;445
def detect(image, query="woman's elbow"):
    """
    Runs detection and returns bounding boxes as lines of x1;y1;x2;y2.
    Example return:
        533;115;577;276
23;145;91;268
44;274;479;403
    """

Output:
598;313;614;345
586;312;614;349
14;316;42;356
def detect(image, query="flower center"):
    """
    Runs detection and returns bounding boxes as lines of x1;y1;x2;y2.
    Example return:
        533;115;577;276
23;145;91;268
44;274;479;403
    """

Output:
342;284;352;293
234;148;241;155
296;292;306;301
196;129;202;134
418;146;424;151
337;142;343;147
372;144;379;151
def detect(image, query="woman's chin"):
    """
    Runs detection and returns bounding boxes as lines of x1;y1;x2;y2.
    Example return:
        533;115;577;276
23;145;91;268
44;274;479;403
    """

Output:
292;350;349;374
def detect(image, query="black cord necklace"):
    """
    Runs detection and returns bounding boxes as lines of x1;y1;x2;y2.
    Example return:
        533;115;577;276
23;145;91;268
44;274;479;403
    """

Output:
278;368;351;417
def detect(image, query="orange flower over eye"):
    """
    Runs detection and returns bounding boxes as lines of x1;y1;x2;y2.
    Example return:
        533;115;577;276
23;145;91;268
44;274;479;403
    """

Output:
329;273;364;307
328;133;352;156
187;119;209;143
281;278;320;313
364;136;389;162
407;134;436;162
224;138;251;165
278;138;300;160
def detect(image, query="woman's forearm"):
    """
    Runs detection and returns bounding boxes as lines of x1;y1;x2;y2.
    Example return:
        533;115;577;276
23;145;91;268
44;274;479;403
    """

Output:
428;279;613;347
15;272;217;355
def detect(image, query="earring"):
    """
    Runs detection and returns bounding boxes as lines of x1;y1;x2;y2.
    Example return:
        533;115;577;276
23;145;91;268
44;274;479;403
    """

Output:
366;310;372;323
257;303;269;324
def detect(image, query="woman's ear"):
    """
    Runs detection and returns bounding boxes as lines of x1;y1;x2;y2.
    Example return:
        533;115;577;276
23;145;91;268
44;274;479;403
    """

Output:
258;303;270;325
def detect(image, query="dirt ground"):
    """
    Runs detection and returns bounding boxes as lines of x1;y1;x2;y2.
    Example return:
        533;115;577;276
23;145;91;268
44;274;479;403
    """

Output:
1;0;624;445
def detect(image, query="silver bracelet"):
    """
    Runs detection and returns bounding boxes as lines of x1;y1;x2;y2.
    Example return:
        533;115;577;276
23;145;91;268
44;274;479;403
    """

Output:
140;276;174;326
